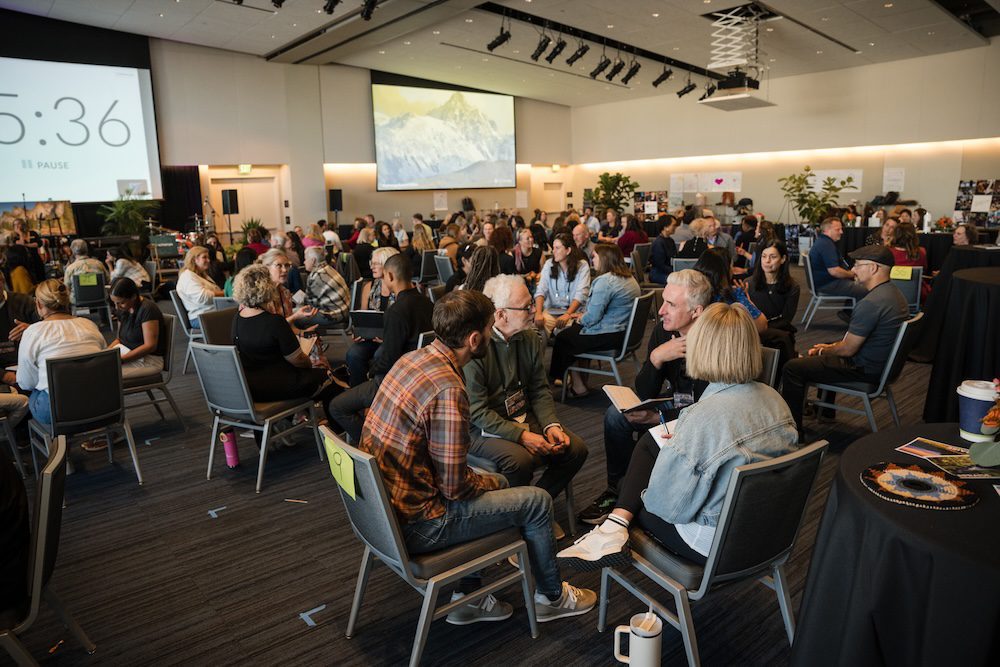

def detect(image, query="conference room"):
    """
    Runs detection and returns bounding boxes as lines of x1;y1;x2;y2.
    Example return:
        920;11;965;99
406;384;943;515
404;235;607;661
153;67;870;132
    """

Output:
1;1;999;665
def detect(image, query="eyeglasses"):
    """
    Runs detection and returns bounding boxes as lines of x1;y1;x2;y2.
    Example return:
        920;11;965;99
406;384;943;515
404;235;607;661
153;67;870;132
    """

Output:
500;304;533;313
271;263;293;270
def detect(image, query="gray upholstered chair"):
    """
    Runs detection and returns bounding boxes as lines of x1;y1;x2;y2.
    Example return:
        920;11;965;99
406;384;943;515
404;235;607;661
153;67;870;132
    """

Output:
212;296;238;311
598;440;829;666
799;254;857;331
416;331;437;348
70;273;113;330
123;313;184;430
1;415;25;478
169;289;204;374
890;265;923;314
198;307;236;345
323;427;537;667
433;254;454;283
670;258;698;273
758;346;780;388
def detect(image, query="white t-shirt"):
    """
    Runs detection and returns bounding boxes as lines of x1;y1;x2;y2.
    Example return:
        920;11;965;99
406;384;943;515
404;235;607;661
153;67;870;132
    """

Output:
16;318;106;393
676;522;716;557
176;270;219;319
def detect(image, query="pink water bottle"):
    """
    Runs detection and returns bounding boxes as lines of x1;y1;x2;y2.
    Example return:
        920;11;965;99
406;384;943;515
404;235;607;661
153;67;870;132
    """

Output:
221;428;240;469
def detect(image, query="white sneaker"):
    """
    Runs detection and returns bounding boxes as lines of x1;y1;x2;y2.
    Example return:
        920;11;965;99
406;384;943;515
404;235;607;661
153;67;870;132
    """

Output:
556;521;631;571
533;582;597;622
445;592;513;625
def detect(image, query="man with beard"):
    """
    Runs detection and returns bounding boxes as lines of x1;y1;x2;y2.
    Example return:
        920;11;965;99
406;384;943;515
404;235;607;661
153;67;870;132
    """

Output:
361;290;596;626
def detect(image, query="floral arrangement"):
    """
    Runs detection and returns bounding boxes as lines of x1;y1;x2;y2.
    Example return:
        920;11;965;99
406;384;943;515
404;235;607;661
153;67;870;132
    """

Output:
935;216;954;232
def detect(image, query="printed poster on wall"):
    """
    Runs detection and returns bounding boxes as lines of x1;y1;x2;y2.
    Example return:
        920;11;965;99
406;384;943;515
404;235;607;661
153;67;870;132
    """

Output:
433;191;448;211
882;167;905;193
515;190;528;209
669;174;685;193
682;173;699;192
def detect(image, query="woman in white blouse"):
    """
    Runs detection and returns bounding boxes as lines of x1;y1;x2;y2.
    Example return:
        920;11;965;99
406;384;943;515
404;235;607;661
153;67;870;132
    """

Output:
17;279;106;425
175;246;223;327
105;246;151;292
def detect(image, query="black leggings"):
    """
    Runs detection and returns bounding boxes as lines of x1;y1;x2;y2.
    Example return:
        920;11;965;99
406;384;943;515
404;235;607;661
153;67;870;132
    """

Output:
617;433;707;565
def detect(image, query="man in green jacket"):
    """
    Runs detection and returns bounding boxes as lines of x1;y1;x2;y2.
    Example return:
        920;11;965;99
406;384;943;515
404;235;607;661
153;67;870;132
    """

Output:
464;274;588;516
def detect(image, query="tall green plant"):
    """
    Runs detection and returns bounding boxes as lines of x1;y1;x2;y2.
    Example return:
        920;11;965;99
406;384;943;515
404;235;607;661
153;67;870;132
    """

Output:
98;189;159;258
241;217;264;240
777;166;853;227
591;172;640;214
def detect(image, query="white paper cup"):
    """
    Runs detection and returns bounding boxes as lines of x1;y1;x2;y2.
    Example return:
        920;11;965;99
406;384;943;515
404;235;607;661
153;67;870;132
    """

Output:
956;381;999;442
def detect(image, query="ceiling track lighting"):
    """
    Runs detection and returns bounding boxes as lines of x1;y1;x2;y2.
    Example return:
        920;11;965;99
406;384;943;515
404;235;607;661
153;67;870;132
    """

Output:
677;77;697;98
698;83;718;101
271;0;284;8
620;59;641;85
652;67;673;87
322;0;341;14
590;54;611;79
544;38;567;63
233;0;243;5
605;57;626;81
487;24;511;51
361;0;377;21
566;42;590;66
530;34;552;61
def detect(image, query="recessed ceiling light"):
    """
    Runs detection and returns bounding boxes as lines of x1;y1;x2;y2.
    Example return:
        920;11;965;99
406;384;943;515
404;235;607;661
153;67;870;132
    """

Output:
316;9;322;13
769;58;775;62
673;47;680;51
652;13;659;17
158;13;164;18
815;50;823;54
607;24;614;29
465;18;473;23
869;42;876;46
883;2;893;6
821;17;829;21
378;49;385;54
433;30;440;34
292;23;296;27
512;49;519;53
766;27;773;32
927;31;935;35
403;40;411;45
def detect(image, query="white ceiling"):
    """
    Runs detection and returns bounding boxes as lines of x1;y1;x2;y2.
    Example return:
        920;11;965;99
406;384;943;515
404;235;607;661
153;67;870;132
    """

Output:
0;0;990;106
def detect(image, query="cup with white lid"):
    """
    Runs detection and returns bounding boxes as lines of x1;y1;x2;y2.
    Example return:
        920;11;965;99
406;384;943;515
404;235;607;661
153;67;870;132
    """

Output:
956;380;999;442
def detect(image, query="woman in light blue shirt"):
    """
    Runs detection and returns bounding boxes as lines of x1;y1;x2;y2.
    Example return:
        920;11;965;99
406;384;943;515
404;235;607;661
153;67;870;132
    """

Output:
550;243;640;396
533;232;590;336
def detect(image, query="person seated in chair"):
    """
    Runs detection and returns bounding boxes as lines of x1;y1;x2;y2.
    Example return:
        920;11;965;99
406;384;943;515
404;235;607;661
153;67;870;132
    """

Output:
108;277;166;382
464;275;588;533
105;246;151;293
62;239;109;303
558;303;799;569
694;248;768;333
361;290;597;626
781;245;908;437
176;246;224;328
746;241;800;376
345;246;399;386
300;247;350;330
329;253;433;443
809;217;868;303
576;270;711;526
649;215;679;285
0;272;39;372
534;232;591;337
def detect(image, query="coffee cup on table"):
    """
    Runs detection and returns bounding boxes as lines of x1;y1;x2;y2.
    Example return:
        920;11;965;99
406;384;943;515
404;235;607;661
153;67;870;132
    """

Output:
956;380;999;442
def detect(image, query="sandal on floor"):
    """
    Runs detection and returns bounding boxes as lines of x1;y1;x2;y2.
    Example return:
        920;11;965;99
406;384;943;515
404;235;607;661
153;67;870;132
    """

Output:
81;438;108;452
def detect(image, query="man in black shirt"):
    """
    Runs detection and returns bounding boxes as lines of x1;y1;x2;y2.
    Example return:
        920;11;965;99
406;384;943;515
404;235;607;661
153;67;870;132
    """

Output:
577;270;713;525
330;253;433;442
781;245;909;436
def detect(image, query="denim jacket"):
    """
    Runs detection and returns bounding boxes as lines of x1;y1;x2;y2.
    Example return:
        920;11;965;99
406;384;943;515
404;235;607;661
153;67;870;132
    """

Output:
641;381;798;529
579;274;641;335
534;259;590;312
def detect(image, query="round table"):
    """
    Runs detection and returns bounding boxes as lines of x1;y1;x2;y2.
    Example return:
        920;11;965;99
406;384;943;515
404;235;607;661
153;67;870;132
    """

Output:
838;228;957;273
790;424;1000;666
924;268;1000;422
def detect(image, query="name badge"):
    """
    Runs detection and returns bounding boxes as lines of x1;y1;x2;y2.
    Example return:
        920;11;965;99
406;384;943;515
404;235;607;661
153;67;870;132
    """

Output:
505;388;527;421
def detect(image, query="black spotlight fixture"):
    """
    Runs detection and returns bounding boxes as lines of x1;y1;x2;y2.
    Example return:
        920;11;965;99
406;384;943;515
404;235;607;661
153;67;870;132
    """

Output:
590;54;611;78
530;34;552;61
361;0;377;21
323;0;341;14
605;57;626;81
677;77;697;98
233;0;243;5
545;38;567;64
271;0;284;8
620;59;641;85
652;67;673;87
566;42;590;66
487;27;511;51
698;83;718;101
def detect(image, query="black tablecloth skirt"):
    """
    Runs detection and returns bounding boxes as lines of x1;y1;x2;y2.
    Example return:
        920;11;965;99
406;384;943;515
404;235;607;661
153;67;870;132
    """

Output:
790;423;1000;667
923;267;1000;422
838;228;956;272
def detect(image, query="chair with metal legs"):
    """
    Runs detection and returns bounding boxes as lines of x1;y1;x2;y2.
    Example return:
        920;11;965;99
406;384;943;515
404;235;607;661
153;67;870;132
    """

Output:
1;415;26;478
123;314;185;431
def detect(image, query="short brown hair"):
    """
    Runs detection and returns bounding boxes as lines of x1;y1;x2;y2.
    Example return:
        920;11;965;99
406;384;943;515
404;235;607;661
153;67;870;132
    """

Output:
685;303;762;384
432;290;495;349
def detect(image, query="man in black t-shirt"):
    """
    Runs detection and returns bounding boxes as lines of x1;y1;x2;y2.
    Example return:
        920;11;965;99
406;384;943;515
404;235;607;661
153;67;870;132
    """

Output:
329;253;433;442
781;245;909;435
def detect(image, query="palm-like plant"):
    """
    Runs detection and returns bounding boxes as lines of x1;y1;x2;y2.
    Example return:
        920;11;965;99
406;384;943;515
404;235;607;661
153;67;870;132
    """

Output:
98;189;159;259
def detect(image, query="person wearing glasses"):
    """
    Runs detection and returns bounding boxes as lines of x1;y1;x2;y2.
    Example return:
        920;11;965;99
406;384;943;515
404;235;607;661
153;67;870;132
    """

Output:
463;274;588;535
781;245;908;437
258;249;317;333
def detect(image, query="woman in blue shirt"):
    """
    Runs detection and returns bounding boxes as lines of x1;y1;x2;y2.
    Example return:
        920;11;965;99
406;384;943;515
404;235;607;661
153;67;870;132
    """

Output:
550;243;640;396
533;232;591;336
694;248;768;332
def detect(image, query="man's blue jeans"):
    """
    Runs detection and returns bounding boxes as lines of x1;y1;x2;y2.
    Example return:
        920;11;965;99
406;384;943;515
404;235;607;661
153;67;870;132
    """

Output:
29;390;51;425
402;483;562;599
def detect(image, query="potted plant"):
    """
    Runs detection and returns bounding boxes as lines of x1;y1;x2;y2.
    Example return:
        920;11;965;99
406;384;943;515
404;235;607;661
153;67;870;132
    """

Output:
777;166;854;228
591;172;640;215
98;188;160;259
241;217;264;241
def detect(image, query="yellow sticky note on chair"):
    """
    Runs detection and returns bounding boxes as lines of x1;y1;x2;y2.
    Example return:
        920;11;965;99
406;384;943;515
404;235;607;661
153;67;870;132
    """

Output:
324;436;355;499
79;273;98;286
890;266;912;280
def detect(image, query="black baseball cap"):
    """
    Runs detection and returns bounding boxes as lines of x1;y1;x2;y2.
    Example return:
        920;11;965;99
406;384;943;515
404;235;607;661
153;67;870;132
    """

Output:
848;245;895;267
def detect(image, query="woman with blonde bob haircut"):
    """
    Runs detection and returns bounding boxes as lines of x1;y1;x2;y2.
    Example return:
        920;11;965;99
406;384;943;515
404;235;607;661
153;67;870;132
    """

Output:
558;303;799;570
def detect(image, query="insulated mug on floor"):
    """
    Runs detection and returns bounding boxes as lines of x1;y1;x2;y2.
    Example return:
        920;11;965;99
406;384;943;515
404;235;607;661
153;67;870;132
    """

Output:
956;380;999;442
614;611;662;666
221;428;240;468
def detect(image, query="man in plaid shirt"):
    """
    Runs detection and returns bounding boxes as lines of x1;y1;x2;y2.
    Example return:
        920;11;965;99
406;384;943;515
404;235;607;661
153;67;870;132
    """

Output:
361;290;596;626
300;247;350;328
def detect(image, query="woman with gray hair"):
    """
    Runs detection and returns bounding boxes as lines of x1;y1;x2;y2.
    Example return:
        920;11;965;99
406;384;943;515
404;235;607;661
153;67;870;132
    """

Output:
231;264;339;420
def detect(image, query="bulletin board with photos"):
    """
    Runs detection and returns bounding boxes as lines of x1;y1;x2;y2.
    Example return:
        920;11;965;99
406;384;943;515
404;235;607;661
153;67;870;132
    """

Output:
953;180;1000;228
632;191;673;216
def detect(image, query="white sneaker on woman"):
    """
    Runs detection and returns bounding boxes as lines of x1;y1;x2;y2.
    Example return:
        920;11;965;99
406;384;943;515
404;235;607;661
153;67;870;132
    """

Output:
556;521;630;571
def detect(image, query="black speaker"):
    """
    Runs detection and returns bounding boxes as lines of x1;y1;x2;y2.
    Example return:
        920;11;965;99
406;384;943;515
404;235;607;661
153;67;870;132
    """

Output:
221;189;239;215
329;189;343;212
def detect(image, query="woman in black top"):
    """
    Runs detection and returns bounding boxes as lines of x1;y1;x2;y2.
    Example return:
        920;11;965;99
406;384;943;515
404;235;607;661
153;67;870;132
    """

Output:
375;221;398;250
513;228;542;284
488;225;516;274
746;240;800;373
109;277;166;381
352;228;376;281
675;218;710;259
231;265;339;420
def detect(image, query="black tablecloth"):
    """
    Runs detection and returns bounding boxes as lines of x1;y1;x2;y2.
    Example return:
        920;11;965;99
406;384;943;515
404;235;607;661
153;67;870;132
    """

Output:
790;423;1000;667
912;246;1000;362
924;267;1000;422
838;228;957;273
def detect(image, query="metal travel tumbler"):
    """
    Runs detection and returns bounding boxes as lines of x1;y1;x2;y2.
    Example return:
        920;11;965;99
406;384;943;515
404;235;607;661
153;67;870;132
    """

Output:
221;428;240;469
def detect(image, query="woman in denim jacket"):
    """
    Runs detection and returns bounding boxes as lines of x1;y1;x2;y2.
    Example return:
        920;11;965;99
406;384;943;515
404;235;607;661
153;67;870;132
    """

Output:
558;302;798;568
550;244;640;397
533;232;591;336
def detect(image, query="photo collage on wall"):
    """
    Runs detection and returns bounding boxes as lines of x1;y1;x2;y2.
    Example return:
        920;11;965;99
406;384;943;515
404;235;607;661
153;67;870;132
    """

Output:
633;191;671;217
954;180;1000;227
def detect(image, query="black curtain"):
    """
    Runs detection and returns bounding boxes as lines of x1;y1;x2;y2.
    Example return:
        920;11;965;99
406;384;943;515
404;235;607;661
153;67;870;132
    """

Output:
161;166;202;232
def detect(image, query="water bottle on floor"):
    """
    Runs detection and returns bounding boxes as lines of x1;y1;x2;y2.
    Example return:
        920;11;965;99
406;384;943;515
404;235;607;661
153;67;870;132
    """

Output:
221;428;240;469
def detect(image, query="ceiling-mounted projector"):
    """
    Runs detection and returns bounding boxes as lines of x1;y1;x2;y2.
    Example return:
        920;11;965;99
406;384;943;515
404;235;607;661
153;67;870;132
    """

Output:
698;69;775;110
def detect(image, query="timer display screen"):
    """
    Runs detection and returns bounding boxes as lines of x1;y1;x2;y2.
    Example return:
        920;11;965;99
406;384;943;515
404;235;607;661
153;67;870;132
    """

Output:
0;56;162;202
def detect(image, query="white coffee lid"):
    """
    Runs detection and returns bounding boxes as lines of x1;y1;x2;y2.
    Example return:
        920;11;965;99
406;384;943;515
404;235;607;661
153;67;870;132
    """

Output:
957;380;998;401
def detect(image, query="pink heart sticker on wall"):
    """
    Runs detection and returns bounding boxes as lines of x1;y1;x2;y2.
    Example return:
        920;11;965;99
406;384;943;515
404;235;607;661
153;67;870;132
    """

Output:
714;178;724;185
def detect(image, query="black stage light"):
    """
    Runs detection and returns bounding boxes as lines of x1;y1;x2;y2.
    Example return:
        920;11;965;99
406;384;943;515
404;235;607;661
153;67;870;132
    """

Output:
361;0;377;21
566;42;590;66
272;0;284;8
530;34;552;61
233;0;243;5
620;60;641;85
323;0;341;14
590;55;611;78
487;29;511;51
545;38;567;63
677;79;697;98
698;83;718;101
652;67;673;87
605;58;626;81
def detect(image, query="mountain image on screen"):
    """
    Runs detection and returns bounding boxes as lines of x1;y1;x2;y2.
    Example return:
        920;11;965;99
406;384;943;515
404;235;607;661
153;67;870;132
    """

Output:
374;89;515;190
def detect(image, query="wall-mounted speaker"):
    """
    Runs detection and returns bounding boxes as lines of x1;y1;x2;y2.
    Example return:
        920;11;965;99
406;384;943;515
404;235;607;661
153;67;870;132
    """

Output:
329;189;343;212
221;189;239;215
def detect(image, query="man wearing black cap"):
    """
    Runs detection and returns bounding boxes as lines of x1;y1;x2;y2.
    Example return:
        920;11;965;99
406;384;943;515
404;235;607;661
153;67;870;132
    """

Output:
781;245;909;435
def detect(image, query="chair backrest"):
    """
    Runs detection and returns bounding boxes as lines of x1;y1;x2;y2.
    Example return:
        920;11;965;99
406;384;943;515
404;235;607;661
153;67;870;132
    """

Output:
338;252;361;284
671;258;698;272
801;254;818;295
189;343;257;421
213;296;238;311
417;331;437;348
199;308;237;345
629;250;645;284
696;440;828;597
71;273;107;306
160;314;177;380
617;291;655;360
46;349;124;437
757;347;780;388
169;290;195;333
320;427;418;585
890;265;923;313
875;312;924;393
350;278;365;310
634;242;652;269
143;260;157;287
429;284;446;304
150;234;181;259
433;254;455;283
419;250;438;282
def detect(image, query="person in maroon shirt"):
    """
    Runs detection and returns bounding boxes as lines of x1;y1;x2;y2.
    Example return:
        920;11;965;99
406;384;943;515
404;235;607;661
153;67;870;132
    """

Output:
616;214;649;257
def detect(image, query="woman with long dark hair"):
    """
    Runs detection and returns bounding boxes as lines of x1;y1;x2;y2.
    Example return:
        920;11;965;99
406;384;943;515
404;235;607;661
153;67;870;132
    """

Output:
461;246;501;292
375;221;398;250
616;214;649;257
488;224;516;274
649;215;679;284
534;232;590;335
109;277;167;381
747;241;800;372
